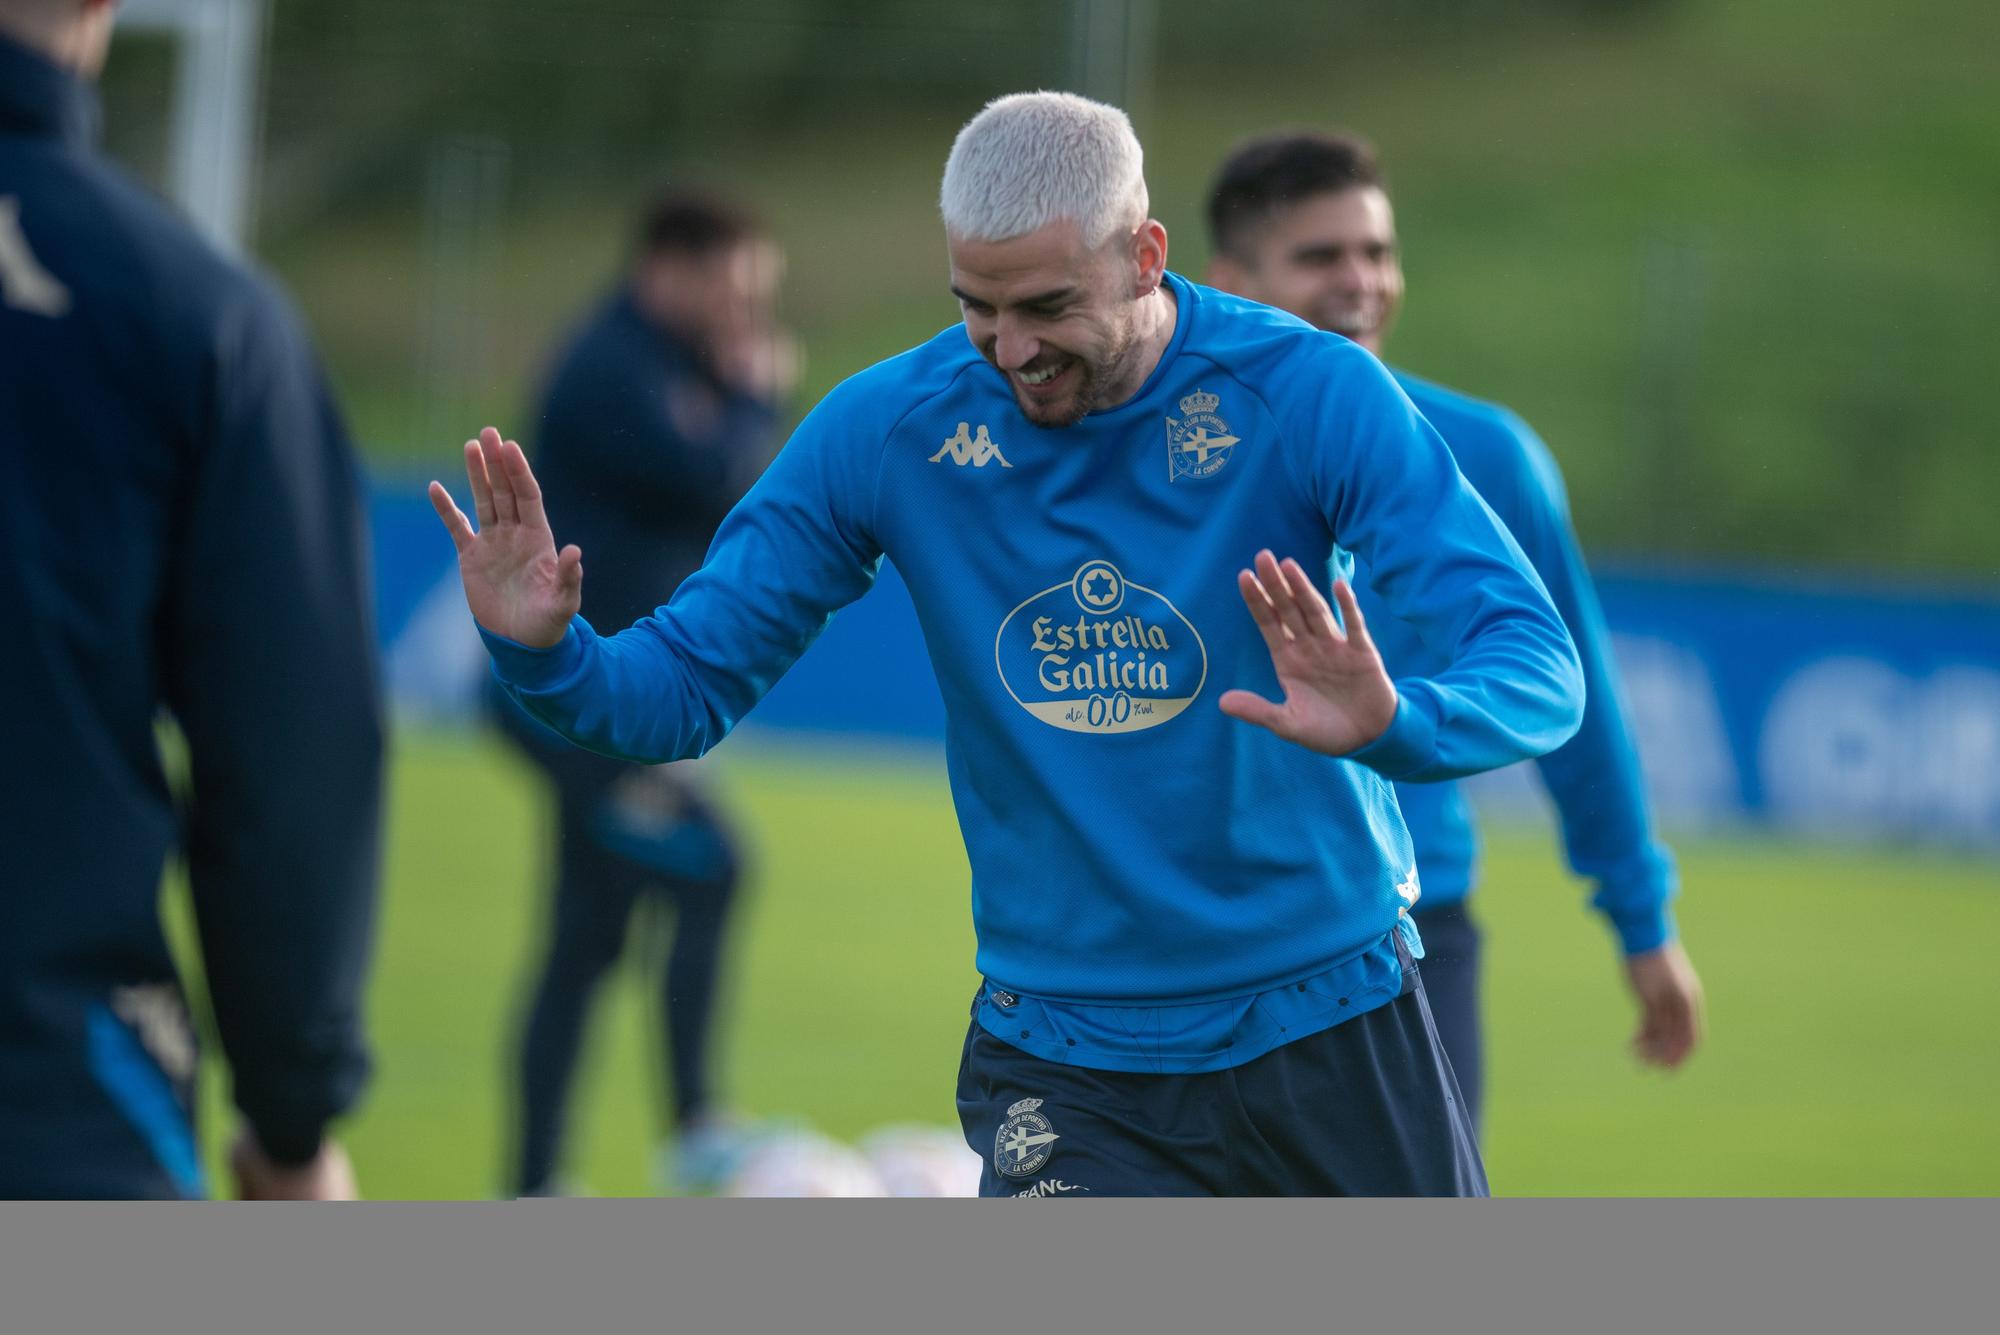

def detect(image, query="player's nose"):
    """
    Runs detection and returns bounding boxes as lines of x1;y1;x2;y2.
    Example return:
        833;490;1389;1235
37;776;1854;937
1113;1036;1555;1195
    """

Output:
994;325;1039;370
1335;255;1379;292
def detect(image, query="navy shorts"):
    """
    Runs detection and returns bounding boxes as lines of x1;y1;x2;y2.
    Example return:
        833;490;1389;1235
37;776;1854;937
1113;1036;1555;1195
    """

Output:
955;947;1486;1197
1408;900;1484;1133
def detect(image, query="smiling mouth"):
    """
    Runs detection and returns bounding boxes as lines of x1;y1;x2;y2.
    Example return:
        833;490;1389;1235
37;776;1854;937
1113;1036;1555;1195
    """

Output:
1324;306;1379;335
1014;359;1072;392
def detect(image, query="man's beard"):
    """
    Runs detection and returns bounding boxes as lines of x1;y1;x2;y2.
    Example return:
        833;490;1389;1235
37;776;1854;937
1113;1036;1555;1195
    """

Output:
1015;320;1140;430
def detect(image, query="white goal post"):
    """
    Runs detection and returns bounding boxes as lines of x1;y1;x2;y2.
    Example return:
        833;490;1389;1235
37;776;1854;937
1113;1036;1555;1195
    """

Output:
116;0;266;254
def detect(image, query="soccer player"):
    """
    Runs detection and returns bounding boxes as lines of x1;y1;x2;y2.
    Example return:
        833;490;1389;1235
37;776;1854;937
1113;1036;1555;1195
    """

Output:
497;190;795;1197
1;0;382;1198
432;93;1585;1196
1205;130;1704;1129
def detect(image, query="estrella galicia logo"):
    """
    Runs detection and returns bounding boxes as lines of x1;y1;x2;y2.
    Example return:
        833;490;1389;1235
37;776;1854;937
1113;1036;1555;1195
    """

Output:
995;1098;1060;1179
1166;388;1240;481
994;560;1208;734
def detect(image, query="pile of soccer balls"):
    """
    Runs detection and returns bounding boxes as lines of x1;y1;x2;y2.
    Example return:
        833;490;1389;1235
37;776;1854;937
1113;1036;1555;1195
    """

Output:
719;1125;981;1198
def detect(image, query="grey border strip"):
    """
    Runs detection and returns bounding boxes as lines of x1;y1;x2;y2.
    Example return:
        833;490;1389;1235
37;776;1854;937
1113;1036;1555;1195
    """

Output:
3;1200;1993;1334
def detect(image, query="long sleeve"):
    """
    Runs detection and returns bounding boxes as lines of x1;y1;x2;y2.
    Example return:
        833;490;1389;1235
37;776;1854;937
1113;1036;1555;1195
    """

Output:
1284;349;1584;782
159;284;385;1164
1494;426;1678;954
486;375;886;763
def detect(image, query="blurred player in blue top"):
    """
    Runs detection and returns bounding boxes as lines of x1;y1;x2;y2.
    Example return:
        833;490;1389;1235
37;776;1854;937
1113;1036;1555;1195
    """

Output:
433;93;1587;1195
1206;129;1705;1129
496;189;797;1196
1;0;381;1198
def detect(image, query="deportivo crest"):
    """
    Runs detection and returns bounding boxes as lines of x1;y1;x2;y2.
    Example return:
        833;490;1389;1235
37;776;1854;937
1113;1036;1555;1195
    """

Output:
1166;388;1240;481
995;1099;1060;1178
994;560;1209;734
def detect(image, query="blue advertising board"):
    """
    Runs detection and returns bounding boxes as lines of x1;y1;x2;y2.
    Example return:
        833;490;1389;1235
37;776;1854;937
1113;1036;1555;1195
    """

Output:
1587;566;2000;847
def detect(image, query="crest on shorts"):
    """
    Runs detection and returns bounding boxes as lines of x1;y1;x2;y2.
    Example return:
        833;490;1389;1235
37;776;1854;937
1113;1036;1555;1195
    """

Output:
994;1097;1061;1178
1166;388;1240;481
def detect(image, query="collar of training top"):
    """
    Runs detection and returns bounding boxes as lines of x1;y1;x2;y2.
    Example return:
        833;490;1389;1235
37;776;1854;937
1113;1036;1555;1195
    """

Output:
0;32;102;152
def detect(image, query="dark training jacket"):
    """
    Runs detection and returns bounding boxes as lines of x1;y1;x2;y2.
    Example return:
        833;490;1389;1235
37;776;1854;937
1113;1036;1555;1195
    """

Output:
533;288;781;635
0;35;382;1197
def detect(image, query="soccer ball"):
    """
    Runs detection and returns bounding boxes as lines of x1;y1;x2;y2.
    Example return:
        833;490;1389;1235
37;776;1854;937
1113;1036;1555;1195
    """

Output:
720;1131;888;1198
858;1125;982;1197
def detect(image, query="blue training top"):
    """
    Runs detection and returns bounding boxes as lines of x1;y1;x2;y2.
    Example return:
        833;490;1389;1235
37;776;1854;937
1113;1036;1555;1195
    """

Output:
1361;371;1678;956
483;275;1582;1072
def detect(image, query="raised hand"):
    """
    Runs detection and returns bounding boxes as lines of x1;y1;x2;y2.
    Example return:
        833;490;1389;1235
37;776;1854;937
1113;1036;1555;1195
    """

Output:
1219;550;1399;757
428;427;582;649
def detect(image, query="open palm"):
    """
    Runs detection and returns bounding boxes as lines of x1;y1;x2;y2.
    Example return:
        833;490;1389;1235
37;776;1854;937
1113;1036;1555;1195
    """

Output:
428;427;582;649
1219;550;1398;757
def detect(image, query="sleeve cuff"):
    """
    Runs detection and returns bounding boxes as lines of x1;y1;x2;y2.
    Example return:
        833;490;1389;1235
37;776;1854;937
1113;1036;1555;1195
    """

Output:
478;615;591;692
1603;900;1677;956
251;1122;327;1168
1342;688;1437;781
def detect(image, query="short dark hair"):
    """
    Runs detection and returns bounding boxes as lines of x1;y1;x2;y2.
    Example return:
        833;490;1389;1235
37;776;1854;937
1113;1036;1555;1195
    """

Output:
1206;130;1386;262
637;187;760;259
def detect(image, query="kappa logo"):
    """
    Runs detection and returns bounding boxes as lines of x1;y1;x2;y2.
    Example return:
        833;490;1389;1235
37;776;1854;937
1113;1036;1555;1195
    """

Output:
109;983;197;1084
994;1097;1060;1178
931;421;1012;468
1166;388;1240;481
1395;866;1421;913
0;197;72;318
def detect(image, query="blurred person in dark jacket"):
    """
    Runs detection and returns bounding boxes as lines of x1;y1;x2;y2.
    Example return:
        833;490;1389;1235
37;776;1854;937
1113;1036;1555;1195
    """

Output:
0;0;383;1199
496;189;796;1196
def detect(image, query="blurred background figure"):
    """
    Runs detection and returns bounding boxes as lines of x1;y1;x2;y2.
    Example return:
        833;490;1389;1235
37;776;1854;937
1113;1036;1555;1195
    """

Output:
494;188;798;1197
0;0;381;1198
1206;129;1705;1131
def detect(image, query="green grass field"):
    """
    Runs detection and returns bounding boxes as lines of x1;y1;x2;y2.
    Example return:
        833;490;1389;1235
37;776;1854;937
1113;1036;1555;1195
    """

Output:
190;725;2000;1198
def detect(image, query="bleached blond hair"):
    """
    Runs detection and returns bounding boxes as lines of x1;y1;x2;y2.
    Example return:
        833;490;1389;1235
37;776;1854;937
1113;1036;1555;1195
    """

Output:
939;91;1149;248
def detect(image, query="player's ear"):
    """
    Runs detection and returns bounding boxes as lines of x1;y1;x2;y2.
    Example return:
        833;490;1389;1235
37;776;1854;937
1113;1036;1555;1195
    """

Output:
1130;219;1169;297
